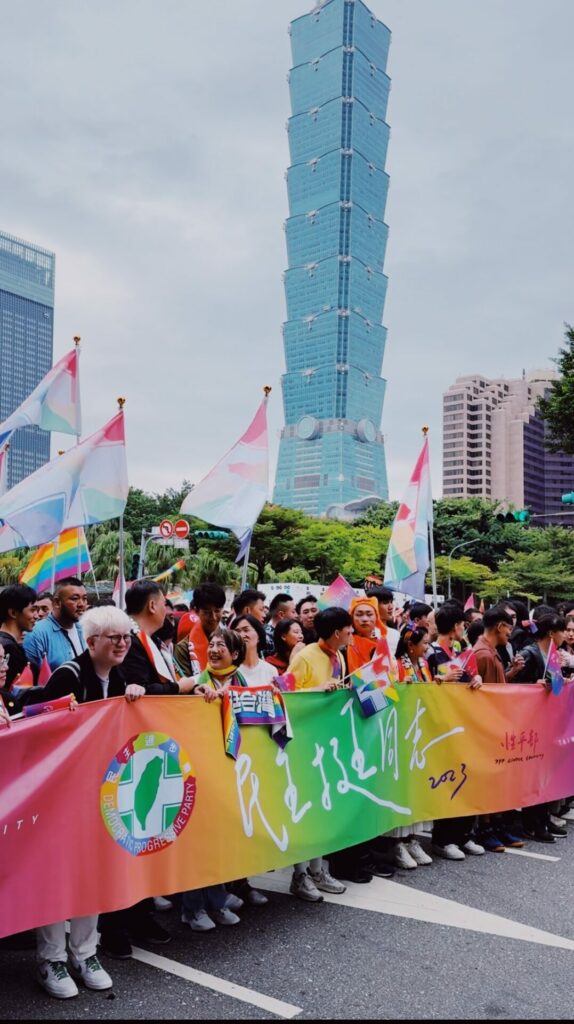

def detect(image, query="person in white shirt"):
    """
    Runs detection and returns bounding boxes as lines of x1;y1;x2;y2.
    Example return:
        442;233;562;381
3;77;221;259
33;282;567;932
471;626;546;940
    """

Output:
233;615;278;687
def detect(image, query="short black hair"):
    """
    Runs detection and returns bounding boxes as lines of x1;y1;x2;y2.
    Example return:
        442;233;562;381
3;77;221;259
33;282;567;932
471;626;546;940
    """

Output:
0;584;38;623
467;620;485;645
233;614;267;656
464;608;482;624
532;603;556;622
233;589;266;615
296;595;317;615
506;598;528;623
314;607;352;640
54;577;84;598
369;587;394;604
193;582;226;611
482;605;514;630
410;602;432;621
535;614;566;639
269;593;294;615
436;604;464;635
125;580;164;615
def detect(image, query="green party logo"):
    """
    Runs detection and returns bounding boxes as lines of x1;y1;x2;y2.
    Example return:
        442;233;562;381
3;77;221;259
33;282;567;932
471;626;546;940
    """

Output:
100;732;196;856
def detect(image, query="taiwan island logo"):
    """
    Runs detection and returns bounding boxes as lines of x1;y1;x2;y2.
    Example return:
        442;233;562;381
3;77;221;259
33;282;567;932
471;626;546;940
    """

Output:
100;732;196;856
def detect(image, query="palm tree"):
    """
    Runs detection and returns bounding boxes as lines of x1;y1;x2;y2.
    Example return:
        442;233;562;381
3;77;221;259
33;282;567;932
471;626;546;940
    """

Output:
181;548;240;589
90;529;136;580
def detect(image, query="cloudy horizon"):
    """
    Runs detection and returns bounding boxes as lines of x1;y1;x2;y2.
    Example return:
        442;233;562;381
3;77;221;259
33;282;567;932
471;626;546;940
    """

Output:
1;0;572;504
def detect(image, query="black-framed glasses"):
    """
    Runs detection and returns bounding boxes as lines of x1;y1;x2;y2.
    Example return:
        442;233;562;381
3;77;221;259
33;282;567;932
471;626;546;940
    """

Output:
102;634;132;646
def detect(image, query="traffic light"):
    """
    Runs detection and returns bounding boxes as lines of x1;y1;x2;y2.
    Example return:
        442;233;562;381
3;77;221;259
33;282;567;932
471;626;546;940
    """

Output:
496;510;530;523
194;530;230;539
131;554;140;580
561;492;574;504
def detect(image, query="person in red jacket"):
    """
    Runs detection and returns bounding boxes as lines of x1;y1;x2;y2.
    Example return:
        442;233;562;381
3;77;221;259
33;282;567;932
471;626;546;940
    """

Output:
174;582;226;674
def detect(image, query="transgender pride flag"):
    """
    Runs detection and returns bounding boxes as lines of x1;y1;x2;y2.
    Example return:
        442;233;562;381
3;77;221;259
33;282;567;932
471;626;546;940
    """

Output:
181;395;269;553
384;435;433;601
0;346;81;449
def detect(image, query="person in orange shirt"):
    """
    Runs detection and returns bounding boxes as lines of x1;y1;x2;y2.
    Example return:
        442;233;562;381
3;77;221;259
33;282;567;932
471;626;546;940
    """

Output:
346;596;385;675
174;582;226;675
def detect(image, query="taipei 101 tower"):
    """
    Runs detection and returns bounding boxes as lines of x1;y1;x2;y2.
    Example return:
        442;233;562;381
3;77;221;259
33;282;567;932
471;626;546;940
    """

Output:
273;0;391;517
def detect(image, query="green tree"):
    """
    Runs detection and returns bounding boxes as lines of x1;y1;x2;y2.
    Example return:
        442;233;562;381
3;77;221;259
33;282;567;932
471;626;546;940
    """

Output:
90;530;136;580
355;501;399;529
537;324;574;453
180;548;240;589
0;552;29;586
432;555;494;601
432;497;528;570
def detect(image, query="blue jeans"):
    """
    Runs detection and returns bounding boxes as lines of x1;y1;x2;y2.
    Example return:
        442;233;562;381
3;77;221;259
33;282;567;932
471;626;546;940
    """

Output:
181;885;228;916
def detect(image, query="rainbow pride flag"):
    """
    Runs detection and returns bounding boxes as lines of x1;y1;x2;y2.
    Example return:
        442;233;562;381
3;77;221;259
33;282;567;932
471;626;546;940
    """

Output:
20;528;91;594
384;434;433;601
152;558;186;583
317;574;357;611
0;347;81;449
351;637;399;717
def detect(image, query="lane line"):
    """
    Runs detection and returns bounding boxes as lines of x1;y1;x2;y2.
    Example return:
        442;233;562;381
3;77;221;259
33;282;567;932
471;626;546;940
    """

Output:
505;847;560;862
252;868;574;951
131;946;303;1019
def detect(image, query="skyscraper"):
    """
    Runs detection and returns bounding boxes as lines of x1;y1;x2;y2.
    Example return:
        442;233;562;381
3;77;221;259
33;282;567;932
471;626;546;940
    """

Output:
442;370;574;523
273;0;391;517
0;231;55;488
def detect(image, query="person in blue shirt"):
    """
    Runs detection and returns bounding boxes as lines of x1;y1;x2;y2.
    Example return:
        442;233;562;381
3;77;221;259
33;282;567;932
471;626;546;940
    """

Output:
23;577;87;676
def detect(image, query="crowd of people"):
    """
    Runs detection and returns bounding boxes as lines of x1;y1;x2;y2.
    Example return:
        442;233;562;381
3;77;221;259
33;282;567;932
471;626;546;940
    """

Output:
1;576;573;1000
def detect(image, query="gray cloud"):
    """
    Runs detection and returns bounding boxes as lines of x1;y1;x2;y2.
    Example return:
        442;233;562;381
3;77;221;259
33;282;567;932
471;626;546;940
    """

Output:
1;0;572;500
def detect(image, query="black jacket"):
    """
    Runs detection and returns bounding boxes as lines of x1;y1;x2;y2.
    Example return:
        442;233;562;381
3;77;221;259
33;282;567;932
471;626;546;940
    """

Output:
512;642;546;684
42;649;127;704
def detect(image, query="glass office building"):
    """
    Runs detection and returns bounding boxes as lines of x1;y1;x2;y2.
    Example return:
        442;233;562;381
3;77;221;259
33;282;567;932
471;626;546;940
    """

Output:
0;231;55;488
273;0;391;517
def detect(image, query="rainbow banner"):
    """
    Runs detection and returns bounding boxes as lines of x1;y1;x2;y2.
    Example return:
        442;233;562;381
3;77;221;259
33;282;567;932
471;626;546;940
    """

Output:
2;683;574;938
20;527;91;593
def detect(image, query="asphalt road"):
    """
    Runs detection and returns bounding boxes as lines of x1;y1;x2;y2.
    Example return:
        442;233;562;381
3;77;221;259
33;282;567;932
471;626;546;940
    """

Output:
2;831;574;1020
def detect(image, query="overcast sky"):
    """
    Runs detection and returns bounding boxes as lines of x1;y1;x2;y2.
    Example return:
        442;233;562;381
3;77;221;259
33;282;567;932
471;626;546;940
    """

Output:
1;0;572;502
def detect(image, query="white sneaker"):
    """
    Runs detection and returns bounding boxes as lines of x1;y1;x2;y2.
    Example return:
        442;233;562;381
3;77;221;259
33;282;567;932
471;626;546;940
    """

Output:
211;907;240;926
181;910;216;932
462;839;485;856
69;954;112;991
225;893;244;911
153;896;173;912
289;871;324;902
432;843;466;861
550;814;567;828
393;842;418;869
406;838;433;865
309;867;347;893
561;808;574;822
36;960;79;999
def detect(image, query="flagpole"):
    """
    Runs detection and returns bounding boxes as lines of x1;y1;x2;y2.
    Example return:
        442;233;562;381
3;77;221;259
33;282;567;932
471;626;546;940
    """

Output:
74;336;82;580
239;385;272;590
423;426;438;607
117;397;126;609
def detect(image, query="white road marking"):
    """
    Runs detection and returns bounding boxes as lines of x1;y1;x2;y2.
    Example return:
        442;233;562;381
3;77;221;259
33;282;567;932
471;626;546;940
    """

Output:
131;946;302;1019
252;868;574;951
505;847;560;862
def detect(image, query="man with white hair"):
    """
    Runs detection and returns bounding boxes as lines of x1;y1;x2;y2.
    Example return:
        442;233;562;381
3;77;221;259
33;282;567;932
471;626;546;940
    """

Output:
35;606;144;1000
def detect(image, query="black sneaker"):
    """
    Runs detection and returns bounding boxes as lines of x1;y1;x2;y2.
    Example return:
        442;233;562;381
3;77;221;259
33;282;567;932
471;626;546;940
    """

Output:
362;857;395;879
523;827;557;844
99;931;132;959
131;916;171;945
547;823;568;838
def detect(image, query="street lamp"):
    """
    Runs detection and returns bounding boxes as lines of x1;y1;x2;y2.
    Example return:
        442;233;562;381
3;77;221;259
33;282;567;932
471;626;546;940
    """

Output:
447;538;482;599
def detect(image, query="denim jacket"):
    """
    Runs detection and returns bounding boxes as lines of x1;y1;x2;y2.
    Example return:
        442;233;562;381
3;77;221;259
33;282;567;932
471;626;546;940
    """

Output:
23;614;86;674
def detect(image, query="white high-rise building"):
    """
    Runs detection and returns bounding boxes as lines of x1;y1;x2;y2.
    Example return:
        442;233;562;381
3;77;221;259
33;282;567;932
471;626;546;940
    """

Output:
441;370;572;517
